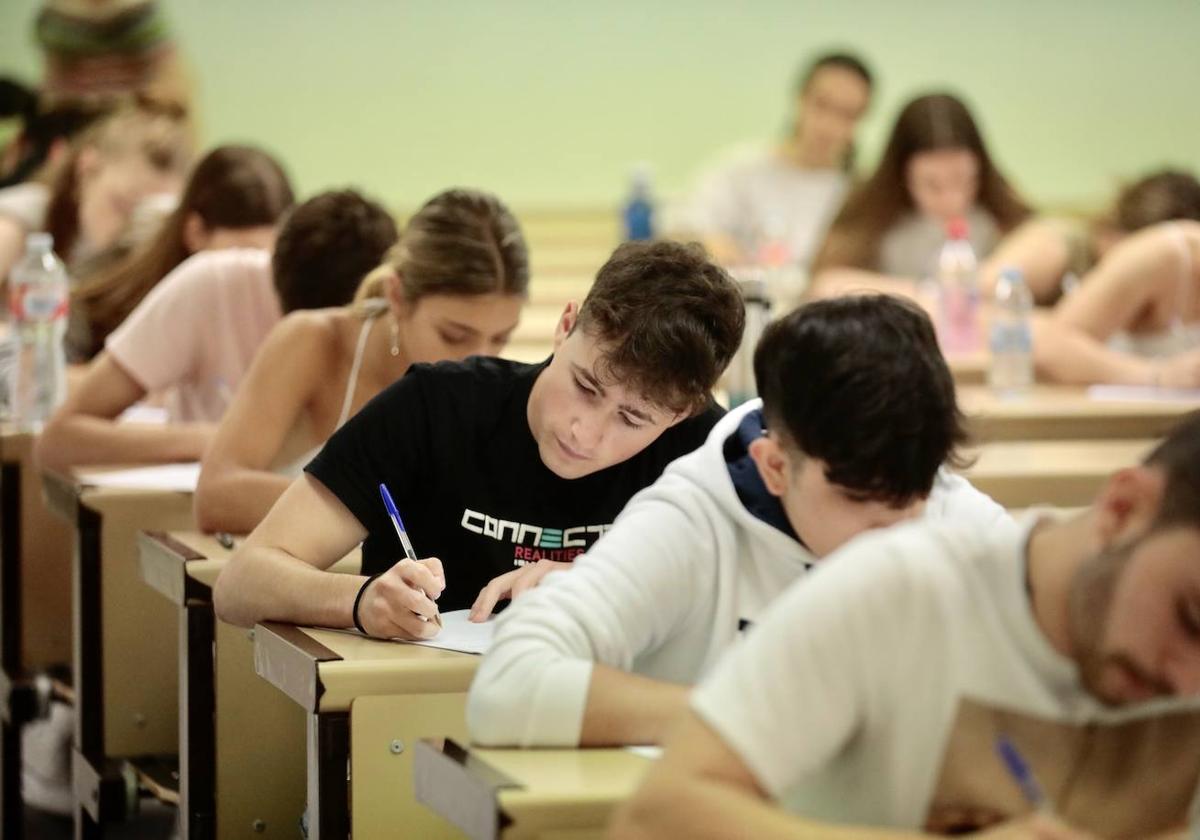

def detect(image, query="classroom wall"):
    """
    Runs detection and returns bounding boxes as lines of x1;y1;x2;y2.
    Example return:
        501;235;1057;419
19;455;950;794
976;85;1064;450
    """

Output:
2;0;1196;213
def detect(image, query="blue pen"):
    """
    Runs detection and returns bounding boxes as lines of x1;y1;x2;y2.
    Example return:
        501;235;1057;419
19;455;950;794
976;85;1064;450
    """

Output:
995;734;1053;814
378;483;433;622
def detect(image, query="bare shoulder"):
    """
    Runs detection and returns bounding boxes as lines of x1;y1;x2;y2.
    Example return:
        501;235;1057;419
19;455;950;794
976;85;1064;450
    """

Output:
258;308;355;374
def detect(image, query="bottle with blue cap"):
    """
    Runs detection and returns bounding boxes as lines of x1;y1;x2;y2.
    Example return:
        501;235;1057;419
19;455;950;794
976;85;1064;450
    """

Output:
989;266;1034;395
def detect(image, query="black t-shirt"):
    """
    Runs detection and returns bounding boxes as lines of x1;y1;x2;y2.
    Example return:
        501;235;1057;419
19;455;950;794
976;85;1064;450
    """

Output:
306;356;724;611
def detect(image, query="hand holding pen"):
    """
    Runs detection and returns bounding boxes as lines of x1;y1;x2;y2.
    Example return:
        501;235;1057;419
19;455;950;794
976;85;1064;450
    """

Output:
981;735;1099;840
349;484;445;640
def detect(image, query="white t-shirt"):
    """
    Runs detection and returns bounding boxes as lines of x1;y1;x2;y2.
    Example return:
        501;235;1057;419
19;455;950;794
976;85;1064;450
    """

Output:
672;143;849;270
692;515;1200;837
467;401;1011;748
106;248;280;423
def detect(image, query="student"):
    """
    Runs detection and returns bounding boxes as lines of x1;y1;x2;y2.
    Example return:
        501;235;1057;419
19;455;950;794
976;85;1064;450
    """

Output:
66;143;294;362
0;101;191;282
671;51;873;271
1033;219;1200;388
212;240;746;635
35;189;397;472
611;414;1200;840
0;78;109;188
194;189;528;535
809;92;1030;300
467;295;1009;748
986;169;1200;304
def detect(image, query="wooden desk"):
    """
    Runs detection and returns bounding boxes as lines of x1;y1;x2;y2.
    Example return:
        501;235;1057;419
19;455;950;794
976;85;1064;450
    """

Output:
0;428;72;838
958;386;1200;442
414;738;654;840
960;438;1154;508
253;621;479;838
140;530;313;839
43;469;194;835
948;352;986;386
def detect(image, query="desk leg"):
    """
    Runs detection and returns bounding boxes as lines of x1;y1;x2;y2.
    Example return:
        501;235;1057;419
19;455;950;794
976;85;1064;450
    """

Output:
71;506;127;834
0;460;23;838
180;602;215;840
307;711;349;839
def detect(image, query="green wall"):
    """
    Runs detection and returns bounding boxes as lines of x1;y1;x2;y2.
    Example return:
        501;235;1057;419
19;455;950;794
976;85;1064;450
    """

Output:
3;1;1196;213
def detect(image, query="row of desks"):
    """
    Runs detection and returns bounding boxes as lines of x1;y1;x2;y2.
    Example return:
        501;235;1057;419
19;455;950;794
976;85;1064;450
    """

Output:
3;386;1197;837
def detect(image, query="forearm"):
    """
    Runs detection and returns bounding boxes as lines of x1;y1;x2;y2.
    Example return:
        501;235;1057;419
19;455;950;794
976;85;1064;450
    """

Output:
213;544;362;628
195;465;292;535
1032;316;1154;386
580;665;690;747
611;772;925;840
37;416;214;472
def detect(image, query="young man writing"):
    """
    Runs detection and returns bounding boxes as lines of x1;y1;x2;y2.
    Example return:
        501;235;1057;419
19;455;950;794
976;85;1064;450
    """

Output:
467;294;1009;748
213;240;745;635
611;413;1200;840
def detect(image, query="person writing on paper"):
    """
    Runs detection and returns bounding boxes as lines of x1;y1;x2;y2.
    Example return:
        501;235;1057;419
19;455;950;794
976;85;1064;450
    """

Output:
808;92;1030;302
194;189;529;535
35;189;397;472
610;412;1200;840
670;51;873;270
1033;220;1200;388
213;241;746;640
66;144;294;362
467;295;1009;748
985;169;1200;305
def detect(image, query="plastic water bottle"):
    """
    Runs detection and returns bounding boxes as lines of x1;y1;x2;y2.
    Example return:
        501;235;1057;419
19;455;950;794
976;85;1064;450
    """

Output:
989;267;1034;395
936;218;980;354
621;164;655;242
8;233;69;430
726;271;771;408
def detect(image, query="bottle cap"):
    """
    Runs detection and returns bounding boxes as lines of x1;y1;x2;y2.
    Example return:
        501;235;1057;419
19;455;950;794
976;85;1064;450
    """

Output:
1000;266;1024;284
945;218;969;240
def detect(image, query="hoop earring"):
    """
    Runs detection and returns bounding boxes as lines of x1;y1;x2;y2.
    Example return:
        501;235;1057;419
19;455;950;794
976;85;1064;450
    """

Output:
389;317;400;357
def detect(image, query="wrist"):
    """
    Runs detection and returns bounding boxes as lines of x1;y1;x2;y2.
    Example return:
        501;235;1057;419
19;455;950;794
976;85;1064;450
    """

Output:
351;572;384;635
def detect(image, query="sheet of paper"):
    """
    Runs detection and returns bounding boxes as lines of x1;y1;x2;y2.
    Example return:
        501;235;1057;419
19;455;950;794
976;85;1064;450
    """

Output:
117;403;169;425
1087;385;1200;403
624;745;663;761
76;462;201;493
408;609;494;655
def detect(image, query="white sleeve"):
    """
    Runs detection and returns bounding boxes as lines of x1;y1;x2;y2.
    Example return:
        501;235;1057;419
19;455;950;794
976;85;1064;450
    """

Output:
467;479;719;747
927;470;1013;531
690;538;904;798
671;157;747;238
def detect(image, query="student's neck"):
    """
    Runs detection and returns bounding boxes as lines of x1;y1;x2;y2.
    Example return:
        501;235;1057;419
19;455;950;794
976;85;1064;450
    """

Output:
1025;512;1096;658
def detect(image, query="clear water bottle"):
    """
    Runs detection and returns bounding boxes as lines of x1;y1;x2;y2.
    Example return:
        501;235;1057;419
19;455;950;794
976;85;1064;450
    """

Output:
9;233;69;430
936;217;980;354
988;267;1034;395
621;164;655;242
726;271;771;408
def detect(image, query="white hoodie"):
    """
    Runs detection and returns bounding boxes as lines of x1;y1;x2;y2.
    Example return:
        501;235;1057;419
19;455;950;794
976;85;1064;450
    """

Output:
467;399;1011;747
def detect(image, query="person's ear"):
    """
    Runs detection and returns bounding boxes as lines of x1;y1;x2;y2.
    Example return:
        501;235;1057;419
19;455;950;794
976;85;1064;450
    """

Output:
553;302;579;350
1093;466;1165;547
382;268;413;320
748;435;792;499
181;212;210;253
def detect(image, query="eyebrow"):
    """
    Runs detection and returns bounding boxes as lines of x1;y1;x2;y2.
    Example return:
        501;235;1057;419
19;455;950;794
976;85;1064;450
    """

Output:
572;363;656;424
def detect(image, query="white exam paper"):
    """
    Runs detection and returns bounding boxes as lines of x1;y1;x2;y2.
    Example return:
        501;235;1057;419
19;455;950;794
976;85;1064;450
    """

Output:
408;609;494;655
1088;385;1200;403
76;462;201;493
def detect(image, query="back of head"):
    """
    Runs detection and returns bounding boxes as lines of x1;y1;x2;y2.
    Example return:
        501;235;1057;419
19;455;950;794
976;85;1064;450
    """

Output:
272;189;400;313
1143;412;1200;532
754;294;966;504
71;144;295;357
1113;170;1200;232
815;92;1029;271
576;240;745;415
354;187;529;305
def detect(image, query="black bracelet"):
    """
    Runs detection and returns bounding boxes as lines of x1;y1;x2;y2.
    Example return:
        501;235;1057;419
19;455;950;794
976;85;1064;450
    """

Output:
352;573;384;636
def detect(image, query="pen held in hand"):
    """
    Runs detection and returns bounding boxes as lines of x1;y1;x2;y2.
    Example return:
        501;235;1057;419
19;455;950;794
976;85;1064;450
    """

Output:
995;733;1054;815
378;483;440;625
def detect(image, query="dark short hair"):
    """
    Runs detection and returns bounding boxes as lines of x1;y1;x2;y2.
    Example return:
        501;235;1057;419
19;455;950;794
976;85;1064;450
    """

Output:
272;189;400;314
1114;169;1200;232
754;294;966;505
796;51;873;94
1144;412;1200;531
576;241;745;415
